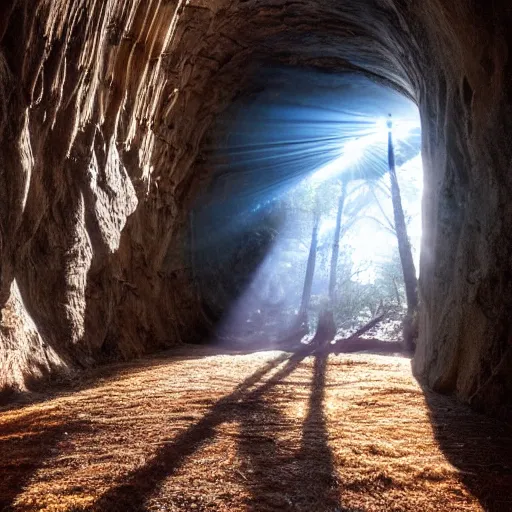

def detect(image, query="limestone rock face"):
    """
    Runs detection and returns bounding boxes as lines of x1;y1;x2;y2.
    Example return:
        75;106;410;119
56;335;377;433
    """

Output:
0;0;511;416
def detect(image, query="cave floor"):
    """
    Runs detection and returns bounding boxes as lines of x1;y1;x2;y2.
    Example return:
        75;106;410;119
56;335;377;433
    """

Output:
1;346;512;512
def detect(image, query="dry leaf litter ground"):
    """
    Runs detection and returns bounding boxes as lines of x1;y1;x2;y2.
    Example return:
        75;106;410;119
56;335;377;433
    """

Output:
1;346;511;512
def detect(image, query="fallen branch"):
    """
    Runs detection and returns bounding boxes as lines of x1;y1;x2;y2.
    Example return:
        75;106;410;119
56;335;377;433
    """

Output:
330;312;409;355
333;337;403;355
345;312;386;341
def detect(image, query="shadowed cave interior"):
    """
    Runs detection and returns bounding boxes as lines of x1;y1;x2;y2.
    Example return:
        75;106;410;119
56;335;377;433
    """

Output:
1;1;512;511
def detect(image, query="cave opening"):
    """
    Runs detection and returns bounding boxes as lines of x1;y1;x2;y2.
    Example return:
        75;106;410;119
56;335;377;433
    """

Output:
189;67;423;349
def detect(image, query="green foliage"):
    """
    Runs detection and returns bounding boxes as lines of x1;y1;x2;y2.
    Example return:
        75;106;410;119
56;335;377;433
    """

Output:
277;162;418;332
199;150;421;342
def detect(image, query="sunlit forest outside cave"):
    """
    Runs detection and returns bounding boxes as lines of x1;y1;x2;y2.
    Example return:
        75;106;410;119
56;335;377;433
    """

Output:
191;68;422;350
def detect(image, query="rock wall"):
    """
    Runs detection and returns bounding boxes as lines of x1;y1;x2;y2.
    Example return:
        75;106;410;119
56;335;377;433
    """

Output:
413;3;512;420
0;0;511;417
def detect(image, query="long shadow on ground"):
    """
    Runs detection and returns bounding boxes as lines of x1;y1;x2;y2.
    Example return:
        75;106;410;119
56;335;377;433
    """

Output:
0;411;90;510
92;349;311;511
424;388;512;512
297;353;340;510
236;351;342;512
0;345;277;412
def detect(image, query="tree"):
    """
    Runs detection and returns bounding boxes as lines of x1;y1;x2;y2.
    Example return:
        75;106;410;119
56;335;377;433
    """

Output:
387;115;419;350
297;193;321;330
328;178;349;300
314;177;363;344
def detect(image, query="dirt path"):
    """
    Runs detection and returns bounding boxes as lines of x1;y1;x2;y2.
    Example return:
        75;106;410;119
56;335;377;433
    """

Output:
1;347;511;512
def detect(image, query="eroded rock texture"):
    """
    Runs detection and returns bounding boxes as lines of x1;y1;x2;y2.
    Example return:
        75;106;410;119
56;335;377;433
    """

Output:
0;0;511;417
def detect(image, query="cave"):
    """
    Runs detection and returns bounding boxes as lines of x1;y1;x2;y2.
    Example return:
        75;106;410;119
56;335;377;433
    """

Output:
1;1;512;509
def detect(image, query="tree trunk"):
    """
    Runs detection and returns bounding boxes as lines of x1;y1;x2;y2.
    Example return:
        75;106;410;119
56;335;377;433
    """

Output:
297;199;321;330
313;178;348;345
387;115;419;350
328;178;348;301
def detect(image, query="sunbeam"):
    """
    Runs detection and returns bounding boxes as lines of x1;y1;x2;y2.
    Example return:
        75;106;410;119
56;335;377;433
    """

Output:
192;67;422;346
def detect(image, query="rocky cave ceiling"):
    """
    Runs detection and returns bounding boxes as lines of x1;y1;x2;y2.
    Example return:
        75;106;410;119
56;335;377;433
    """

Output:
0;0;511;419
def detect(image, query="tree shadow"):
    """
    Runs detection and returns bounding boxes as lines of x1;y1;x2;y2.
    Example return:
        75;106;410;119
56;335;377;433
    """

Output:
236;388;295;511
0;410;90;510
1;344;291;412
423;387;512;512
296;352;341;510
237;351;343;512
92;349;310;511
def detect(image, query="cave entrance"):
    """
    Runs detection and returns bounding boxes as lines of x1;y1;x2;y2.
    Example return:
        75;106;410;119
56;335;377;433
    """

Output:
191;68;422;348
